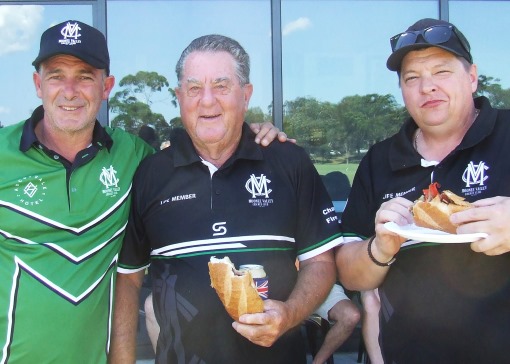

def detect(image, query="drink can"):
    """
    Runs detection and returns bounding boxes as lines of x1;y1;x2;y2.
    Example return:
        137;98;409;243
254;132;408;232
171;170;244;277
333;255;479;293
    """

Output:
239;264;269;300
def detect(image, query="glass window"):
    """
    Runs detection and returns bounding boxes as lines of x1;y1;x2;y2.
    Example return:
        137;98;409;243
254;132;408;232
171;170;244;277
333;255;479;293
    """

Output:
281;0;436;199
0;4;93;127
450;1;510;107
107;0;272;144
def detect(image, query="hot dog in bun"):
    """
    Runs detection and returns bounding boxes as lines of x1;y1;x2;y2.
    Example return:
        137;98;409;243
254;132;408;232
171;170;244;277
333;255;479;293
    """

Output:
412;182;472;234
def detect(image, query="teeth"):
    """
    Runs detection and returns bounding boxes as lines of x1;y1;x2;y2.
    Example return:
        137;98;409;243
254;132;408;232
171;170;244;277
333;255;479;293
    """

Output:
62;106;78;111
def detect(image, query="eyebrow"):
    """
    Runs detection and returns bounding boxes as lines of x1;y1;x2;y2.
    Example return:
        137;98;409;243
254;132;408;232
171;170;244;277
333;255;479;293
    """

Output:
44;66;96;75
185;77;231;84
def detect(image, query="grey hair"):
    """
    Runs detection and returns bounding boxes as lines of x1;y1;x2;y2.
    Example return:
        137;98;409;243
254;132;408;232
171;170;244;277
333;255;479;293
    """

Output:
176;34;250;86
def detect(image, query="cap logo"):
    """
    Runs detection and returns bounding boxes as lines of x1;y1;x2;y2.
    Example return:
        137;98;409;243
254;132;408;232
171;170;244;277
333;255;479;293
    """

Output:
59;22;82;46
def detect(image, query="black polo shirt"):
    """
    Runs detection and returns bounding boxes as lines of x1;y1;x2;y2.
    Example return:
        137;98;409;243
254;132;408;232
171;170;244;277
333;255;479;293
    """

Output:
119;124;342;364
341;96;510;363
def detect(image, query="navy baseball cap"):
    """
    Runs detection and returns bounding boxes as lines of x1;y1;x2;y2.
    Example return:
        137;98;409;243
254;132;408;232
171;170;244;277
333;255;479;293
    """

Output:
387;18;472;71
32;20;110;75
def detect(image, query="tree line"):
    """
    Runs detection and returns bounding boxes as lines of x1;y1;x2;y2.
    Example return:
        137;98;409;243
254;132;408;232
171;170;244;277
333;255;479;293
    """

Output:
108;71;510;160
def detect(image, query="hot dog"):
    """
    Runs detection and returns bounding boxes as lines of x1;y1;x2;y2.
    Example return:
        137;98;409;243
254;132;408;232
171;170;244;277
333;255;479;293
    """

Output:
412;182;472;234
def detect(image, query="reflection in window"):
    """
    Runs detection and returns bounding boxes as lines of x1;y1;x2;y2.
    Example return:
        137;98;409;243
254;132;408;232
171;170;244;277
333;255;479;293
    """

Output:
281;0;436;188
0;4;92;127
450;1;510;108
107;0;272;144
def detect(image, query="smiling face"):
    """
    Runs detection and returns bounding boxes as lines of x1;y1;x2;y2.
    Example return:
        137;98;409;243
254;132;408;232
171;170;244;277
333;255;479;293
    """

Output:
33;54;114;136
399;47;478;133
175;51;253;155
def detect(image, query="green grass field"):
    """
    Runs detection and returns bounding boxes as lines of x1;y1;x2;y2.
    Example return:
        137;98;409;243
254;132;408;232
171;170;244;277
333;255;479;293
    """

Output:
314;163;359;184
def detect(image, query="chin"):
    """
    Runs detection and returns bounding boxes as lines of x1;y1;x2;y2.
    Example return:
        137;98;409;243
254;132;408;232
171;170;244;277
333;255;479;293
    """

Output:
196;128;228;143
57;120;93;133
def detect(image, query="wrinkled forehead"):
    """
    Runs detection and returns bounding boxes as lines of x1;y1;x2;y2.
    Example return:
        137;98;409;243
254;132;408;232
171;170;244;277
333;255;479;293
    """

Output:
181;51;237;82
401;46;459;68
39;54;101;73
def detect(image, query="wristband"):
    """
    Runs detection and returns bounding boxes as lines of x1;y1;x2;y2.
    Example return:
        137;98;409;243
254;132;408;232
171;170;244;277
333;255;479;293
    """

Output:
367;235;396;267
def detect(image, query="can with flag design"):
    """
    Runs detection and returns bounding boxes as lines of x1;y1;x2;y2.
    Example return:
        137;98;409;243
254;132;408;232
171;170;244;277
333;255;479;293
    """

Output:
239;264;269;300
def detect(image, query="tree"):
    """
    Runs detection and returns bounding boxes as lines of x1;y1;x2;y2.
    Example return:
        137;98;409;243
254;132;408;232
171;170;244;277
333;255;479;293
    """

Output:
475;74;510;108
284;97;331;144
245;106;267;124
109;71;175;140
117;71;170;105
334;94;404;157
281;94;406;162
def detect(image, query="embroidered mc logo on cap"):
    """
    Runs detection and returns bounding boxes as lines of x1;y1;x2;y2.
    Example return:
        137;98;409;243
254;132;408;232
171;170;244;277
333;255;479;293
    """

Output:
59;22;82;46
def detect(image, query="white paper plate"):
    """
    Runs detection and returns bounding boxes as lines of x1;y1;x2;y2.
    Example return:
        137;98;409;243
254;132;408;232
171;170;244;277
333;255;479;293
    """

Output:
384;221;488;243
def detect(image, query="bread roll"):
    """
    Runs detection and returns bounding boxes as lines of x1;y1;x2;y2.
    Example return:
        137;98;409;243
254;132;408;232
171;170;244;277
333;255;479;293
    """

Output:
208;256;264;320
412;184;472;234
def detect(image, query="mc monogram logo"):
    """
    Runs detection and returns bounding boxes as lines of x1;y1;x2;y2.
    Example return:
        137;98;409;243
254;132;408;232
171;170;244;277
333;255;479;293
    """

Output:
59;22;82;46
245;174;272;198
100;166;119;189
462;161;489;187
99;165;120;197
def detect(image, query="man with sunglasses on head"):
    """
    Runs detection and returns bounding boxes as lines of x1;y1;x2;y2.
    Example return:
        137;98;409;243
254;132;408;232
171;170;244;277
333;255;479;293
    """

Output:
336;18;510;363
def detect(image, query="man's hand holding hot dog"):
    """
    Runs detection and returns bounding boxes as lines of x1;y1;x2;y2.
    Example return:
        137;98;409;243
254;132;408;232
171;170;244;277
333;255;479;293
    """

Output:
374;197;414;258
337;197;413;291
452;196;510;256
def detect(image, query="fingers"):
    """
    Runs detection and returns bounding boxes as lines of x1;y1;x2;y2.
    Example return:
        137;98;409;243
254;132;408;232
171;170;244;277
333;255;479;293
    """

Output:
453;197;510;256
471;238;510;255
258;127;279;146
232;313;279;347
371;198;414;258
248;122;295;146
249;123;261;134
376;197;414;227
251;122;278;146
451;206;487;226
232;300;286;347
471;196;505;207
286;137;297;144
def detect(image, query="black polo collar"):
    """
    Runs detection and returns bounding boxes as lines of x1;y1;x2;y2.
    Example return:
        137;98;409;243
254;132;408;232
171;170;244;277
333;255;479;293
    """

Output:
171;123;264;168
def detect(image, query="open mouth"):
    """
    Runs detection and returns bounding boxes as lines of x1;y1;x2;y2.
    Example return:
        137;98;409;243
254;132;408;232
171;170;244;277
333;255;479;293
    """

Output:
201;113;221;119
61;106;80;111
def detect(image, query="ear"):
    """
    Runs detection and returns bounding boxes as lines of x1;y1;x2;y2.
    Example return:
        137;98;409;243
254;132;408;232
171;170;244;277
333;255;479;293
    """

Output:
469;63;478;93
33;71;43;99
102;75;116;100
243;83;253;111
175;86;184;105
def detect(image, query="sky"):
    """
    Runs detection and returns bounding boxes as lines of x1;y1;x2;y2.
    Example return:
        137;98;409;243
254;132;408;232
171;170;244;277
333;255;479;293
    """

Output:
1;1;510;126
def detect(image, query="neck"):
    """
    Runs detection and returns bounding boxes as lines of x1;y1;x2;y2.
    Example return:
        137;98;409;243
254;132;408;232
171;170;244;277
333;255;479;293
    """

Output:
414;108;479;162
35;121;93;163
195;142;238;168
192;132;242;168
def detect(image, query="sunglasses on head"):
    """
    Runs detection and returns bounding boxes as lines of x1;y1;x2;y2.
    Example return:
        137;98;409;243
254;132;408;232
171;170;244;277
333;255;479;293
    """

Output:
390;25;471;55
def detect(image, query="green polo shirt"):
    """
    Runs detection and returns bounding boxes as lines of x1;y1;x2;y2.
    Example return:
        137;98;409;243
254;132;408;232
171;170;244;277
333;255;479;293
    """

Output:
0;106;154;364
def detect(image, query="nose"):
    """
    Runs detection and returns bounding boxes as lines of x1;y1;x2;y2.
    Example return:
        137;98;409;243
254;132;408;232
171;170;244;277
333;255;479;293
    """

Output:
62;79;78;101
198;85;217;105
420;75;437;94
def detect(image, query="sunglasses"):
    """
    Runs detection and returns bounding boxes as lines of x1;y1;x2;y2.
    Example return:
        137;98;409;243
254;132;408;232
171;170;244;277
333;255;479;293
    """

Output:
390;25;471;55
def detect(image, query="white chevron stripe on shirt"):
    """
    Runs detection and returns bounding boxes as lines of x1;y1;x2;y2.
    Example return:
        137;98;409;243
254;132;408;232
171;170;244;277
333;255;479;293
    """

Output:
151;234;295;257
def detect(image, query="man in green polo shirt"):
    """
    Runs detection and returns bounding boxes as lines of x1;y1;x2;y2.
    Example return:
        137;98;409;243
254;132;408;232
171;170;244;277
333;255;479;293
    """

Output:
0;20;284;364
